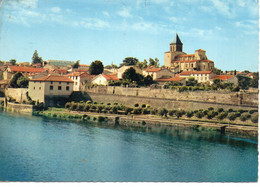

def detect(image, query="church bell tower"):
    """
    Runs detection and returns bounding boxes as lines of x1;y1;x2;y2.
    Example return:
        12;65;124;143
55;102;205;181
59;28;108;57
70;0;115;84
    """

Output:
170;33;183;52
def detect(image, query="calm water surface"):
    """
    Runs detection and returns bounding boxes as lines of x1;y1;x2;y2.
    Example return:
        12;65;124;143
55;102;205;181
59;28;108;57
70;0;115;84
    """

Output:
0;111;258;182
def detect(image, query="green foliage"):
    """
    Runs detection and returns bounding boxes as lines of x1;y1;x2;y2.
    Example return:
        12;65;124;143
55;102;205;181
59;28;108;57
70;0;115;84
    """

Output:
72;60;80;68
249;110;255;114
214;67;223;75
208;107;214;111
217;108;224;113
133;108;142;114
143;75;154;86
141;104;146;108
237;75;251;90
97;116;106;122
89;60;104;75
176;110;185;118
168;110;176;117
134;103;139;107
228;113;237;121
120;57;139;67
148;58;160;67
227;108;233;113
159;108;168;117
186;77;198;86
122;67;144;83
239;115;247;121
151;108;158;115
17;76;29;88
251;115;258;123
32;50;43;64
195;112;204;119
9;72;25;88
65;102;71;109
186;111;194;118
9;59;16;65
216;112;227;120
249;73;259;88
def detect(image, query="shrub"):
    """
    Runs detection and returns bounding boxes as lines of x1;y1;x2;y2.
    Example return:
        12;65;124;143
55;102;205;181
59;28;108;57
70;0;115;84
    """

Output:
146;105;151;108
239;115;247;122
93;117;97;121
193;110;199;114
70;102;78;111
141;104;146;108
77;104;84;111
227;108;233;113
93;102;98;104
112;106;118;114
97;105;103;113
186;111;194;118
84;105;90;111
113;102;118;105
125;107;133;114
195;112;204;119
168;110;176;117
203;110;209;115
238;109;245;114
228;113;237;121
217;108;224;113
65;102;71;109
141;108;150;115
235;112;241;117
175;110;184;118
133;108;142;114
249;110;255;114
98;116;105;122
244;113;251;119
208;107;214;111
107;103;111;106
86;100;92;104
134;103;139;107
251;115;258;123
91;105;97;110
151;108;158;115
159;108;168;117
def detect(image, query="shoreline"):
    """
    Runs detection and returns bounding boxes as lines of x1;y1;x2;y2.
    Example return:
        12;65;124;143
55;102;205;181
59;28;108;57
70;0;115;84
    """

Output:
33;108;258;138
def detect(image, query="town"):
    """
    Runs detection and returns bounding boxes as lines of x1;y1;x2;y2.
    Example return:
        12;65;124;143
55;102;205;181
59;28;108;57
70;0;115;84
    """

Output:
0;34;258;133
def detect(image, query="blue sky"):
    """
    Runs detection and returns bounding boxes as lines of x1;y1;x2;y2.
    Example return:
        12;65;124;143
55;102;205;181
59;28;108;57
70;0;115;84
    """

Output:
0;0;259;71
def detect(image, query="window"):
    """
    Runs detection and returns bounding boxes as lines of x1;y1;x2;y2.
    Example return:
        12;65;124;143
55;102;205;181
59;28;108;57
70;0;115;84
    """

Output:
67;82;69;85
59;82;61;84
58;86;62;90
34;87;35;90
50;86;53;90
51;81;53;84
39;87;41;90
76;76;78;80
75;82;78;85
66;86;70;91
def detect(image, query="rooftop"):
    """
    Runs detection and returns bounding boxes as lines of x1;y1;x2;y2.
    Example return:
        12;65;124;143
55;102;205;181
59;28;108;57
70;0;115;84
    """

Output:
213;75;234;80
9;66;46;73
30;75;73;82
180;71;213;75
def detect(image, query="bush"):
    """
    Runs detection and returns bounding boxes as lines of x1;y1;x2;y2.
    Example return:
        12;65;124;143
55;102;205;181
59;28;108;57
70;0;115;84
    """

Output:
186;111;194;118
107;103;111;105
228;113;237;121
168;110;176;117
239;115;247;121
217;108;224;113
84;105;90;111
65;102;71;109
112;106;118;114
175;110;184;118
113;102;118;105
134;103;139;107
86;100;92;104
244;113;251;120
151;108;158;115
91;105;97;110
133;108;142;114
97;105;103;113
238;109;245;114
249;110;255;114
159;108;168;117
93;102;98;104
251;115;258;123
227;108;233;113
208;107;214;111
70;102;77;111
203;110;209;115
76;104;84;111
141;104;146;108
98;116;105;122
146;105;151;108
217;112;227;120
195;112;204;119
235;112;241;117
125;107;133;114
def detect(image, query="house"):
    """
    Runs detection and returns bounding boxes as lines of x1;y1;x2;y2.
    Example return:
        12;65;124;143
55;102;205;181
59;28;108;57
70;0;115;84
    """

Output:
245;72;257;79
211;75;239;86
91;74;119;85
28;75;74;107
143;67;175;80
179;71;215;83
3;66;46;80
117;65;142;79
66;72;95;91
164;34;215;72
156;77;186;85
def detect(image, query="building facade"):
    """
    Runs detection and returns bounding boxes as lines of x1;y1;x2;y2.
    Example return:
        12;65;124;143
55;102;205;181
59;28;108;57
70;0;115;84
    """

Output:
28;75;73;106
164;34;214;72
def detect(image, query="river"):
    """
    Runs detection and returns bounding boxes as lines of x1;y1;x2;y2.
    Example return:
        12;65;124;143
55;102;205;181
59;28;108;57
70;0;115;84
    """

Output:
0;111;258;182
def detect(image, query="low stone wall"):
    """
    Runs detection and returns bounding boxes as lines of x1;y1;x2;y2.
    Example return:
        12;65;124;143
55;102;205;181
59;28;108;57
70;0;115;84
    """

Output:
6;102;33;114
85;86;258;107
86;92;257;111
5;88;29;103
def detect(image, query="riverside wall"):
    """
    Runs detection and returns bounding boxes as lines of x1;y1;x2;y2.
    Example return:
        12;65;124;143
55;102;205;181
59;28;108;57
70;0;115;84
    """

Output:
85;86;258;110
6;102;33;114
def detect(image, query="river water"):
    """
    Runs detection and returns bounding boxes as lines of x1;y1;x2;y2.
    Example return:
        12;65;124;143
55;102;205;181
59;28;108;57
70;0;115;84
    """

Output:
0;111;258;182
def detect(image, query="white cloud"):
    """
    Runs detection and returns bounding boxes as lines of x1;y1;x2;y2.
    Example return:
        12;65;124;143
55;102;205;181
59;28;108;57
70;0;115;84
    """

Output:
215;26;222;31
79;18;110;29
6;0;38;9
117;7;132;18
103;11;109;17
209;0;234;18
51;7;61;13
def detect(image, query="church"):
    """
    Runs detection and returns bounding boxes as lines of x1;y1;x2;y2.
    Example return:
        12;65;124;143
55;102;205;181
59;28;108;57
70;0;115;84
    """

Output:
164;34;215;73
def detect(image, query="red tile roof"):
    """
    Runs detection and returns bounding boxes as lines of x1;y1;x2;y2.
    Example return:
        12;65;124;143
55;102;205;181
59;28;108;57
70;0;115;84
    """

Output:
146;68;163;72
176;54;195;57
66;72;92;78
157;77;185;82
102;74;119;81
202;60;214;62
30;75;73;82
196;49;205;51
173;60;198;63
213;75;234;80
180;71;213;75
9;66;45;73
55;69;68;74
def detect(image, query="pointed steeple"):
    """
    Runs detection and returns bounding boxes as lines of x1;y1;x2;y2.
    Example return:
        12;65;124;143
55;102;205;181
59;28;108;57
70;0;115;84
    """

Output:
170;33;182;45
170;33;183;52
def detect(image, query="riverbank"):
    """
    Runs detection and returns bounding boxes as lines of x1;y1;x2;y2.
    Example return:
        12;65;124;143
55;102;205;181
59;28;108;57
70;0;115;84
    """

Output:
35;108;258;137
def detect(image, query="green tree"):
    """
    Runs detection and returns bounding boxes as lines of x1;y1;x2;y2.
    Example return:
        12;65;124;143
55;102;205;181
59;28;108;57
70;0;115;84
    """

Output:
120;57;139;67
89;60;104;75
9;59;16;65
249;72;259;88
237;75;251;90
186;77;198;86
214;67;223;75
213;78;221;88
148;58;160;67
32;50;43;64
17;76;29;88
143;75;154;86
8;72;24;88
122;67;143;83
72;60;80;68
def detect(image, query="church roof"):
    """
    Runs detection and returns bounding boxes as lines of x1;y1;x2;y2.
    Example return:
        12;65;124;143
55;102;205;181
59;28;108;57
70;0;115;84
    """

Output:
170;34;183;45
